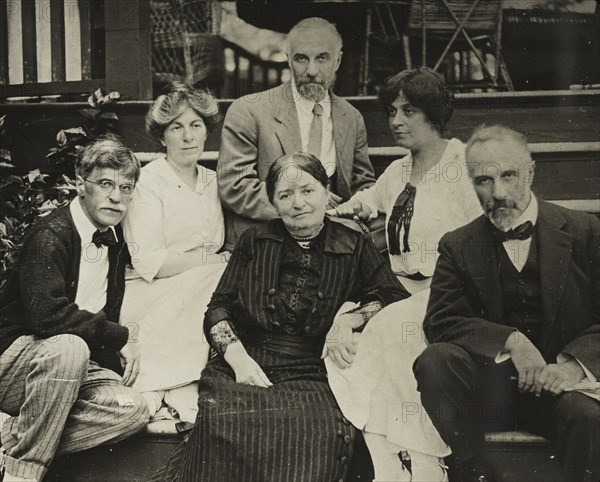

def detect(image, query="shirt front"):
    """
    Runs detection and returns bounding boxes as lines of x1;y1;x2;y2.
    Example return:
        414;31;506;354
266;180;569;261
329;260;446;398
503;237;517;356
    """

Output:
499;193;538;272
70;198;112;313
291;82;336;177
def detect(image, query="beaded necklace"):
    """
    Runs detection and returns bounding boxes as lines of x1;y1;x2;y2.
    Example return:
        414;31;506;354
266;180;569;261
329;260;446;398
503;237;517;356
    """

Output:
290;223;324;249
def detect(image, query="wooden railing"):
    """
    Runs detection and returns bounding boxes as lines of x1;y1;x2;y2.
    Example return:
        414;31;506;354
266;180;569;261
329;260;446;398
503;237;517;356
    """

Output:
0;0;151;101
222;38;289;98
0;0;105;98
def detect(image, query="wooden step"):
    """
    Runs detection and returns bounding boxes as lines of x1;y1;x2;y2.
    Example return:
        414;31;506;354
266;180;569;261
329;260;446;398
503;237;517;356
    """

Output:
4;90;600;172
44;422;566;482
485;431;565;482
45;420;374;482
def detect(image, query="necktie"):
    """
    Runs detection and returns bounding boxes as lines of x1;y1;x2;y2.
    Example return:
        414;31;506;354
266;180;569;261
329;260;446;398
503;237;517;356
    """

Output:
493;220;534;241
387;183;417;255
307;103;323;159
92;229;117;248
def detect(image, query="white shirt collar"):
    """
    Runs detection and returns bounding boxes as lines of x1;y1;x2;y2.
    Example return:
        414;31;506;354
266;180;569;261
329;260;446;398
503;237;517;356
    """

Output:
508;192;538;230
70;198;117;242
290;81;331;118
153;155;213;193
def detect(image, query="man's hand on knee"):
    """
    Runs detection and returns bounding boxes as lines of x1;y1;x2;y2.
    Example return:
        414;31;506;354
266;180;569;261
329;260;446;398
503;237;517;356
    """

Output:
505;331;546;393
534;360;586;397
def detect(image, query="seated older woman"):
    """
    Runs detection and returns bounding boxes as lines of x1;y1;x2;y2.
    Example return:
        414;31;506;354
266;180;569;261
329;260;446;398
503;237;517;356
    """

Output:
153;152;408;482
120;82;227;423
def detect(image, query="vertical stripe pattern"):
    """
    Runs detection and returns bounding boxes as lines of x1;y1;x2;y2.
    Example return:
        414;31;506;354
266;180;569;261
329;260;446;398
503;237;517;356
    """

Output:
154;348;355;482
204;220;407;344
63;0;81;81
6;0;23;84
35;0;51;82
3;0;89;91
154;220;406;482
0;335;149;480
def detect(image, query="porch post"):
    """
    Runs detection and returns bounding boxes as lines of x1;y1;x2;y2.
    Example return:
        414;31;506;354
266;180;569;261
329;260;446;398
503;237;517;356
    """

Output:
104;0;152;99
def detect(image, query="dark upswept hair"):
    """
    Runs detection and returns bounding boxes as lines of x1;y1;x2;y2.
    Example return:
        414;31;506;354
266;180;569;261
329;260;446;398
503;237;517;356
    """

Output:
266;152;329;204
146;81;221;140
75;134;141;182
378;67;454;133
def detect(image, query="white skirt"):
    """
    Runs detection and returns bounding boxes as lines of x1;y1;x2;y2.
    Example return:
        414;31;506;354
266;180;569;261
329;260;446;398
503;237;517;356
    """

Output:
326;287;450;457
120;262;227;393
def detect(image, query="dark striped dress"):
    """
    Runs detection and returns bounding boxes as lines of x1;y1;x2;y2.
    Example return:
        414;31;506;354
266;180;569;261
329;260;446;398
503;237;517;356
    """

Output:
153;219;408;482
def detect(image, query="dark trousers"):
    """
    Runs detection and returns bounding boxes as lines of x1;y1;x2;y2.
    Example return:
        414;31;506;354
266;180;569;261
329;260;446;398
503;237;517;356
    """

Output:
414;342;600;482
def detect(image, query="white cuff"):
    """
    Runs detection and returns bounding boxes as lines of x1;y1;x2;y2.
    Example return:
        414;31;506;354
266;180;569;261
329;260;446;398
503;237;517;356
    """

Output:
495;351;511;364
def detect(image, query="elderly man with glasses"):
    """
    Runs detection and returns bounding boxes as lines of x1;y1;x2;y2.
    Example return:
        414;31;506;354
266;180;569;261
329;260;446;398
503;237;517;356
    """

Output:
0;135;149;482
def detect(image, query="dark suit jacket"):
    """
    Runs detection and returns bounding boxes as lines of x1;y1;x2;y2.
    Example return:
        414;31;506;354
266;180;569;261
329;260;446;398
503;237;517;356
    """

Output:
0;205;130;373
204;218;409;348
424;200;600;378
217;82;376;249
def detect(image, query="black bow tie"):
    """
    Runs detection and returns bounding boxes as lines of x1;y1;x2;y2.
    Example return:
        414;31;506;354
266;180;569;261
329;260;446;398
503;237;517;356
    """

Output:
92;229;117;248
493;220;534;241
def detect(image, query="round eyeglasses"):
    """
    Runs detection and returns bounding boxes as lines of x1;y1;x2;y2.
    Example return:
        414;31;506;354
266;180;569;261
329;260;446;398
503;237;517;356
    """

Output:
84;178;135;195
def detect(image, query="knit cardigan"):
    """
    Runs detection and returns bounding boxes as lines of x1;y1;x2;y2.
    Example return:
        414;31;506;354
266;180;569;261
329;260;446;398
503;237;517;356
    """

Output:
0;205;129;373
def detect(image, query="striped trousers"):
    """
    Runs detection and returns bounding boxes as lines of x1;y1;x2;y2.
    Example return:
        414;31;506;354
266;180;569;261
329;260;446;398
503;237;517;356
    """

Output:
0;335;149;481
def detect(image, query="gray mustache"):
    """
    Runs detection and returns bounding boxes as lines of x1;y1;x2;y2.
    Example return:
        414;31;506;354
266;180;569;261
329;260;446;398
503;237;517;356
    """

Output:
297;77;326;85
485;199;518;213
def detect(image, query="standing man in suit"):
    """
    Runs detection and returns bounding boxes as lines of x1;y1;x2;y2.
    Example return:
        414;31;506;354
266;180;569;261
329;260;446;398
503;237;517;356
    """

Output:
0;136;149;482
218;17;376;249
414;125;599;482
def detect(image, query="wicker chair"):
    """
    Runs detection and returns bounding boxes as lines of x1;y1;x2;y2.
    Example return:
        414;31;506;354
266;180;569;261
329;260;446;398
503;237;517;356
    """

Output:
406;0;513;90
150;0;224;89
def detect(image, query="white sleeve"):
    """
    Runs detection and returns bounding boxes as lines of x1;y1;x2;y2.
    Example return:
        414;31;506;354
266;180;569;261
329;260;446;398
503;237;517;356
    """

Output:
351;161;400;219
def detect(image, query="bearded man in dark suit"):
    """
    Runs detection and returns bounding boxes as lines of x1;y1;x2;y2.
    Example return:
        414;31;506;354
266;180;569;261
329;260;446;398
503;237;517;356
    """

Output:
414;125;599;482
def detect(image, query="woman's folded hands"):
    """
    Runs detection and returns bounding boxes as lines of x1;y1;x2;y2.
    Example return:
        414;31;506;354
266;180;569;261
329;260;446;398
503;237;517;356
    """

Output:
224;341;273;388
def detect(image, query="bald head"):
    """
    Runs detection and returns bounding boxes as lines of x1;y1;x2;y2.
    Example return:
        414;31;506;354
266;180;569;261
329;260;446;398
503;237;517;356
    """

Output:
286;18;343;56
466;125;530;163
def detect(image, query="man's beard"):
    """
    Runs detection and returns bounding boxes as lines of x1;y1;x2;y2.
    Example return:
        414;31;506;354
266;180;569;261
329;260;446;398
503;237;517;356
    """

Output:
296;74;332;103
485;198;522;231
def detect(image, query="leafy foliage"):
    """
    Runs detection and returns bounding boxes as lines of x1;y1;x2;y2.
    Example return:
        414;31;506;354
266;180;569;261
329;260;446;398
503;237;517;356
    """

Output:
0;90;121;290
46;89;122;179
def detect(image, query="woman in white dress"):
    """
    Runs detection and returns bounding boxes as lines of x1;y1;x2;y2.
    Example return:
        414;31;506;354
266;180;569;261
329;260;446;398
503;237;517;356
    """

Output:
120;83;227;423
327;68;482;481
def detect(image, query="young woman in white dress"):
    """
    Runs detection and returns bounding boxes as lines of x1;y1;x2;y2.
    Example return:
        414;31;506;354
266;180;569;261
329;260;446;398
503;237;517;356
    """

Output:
327;68;482;481
120;83;227;423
